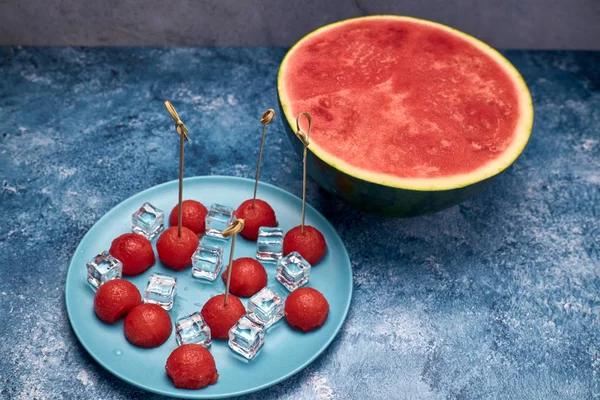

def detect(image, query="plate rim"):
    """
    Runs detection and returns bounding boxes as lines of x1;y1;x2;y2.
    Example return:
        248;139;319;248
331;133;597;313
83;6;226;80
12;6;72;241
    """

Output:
65;175;353;399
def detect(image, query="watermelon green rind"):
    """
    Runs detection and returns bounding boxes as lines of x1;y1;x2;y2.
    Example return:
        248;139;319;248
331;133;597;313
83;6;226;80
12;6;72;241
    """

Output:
278;101;493;216
277;15;534;215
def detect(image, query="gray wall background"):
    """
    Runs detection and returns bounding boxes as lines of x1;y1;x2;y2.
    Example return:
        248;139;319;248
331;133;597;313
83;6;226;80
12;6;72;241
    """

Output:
0;0;599;49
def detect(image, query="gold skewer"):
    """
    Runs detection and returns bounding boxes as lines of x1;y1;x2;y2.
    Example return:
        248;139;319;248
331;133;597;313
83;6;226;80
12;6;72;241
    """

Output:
164;101;190;237
222;219;245;305
295;112;312;234
252;109;275;207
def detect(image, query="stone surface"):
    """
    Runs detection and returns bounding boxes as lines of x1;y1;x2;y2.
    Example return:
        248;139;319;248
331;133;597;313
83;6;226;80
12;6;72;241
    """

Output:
0;47;598;399
0;1;599;49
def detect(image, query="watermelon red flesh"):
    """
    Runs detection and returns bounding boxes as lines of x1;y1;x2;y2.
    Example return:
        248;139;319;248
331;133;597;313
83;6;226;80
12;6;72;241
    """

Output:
281;17;523;180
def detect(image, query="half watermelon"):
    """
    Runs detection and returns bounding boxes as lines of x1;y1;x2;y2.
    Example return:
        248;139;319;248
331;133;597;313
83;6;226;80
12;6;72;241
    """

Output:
278;16;534;216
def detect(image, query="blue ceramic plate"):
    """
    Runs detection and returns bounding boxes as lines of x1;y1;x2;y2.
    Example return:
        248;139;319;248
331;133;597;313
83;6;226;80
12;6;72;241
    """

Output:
65;176;353;399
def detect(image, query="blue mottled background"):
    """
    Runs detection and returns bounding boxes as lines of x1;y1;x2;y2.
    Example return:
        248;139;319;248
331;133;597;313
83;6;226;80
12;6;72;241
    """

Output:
0;48;599;399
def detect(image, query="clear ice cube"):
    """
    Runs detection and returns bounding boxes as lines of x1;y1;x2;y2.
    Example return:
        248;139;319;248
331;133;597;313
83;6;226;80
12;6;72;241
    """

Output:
205;203;234;239
175;311;211;347
192;243;223;281
200;234;223;248
247;287;284;328
276;252;311;292
143;273;177;310
86;251;122;290
228;315;265;360
256;227;283;262
132;202;164;240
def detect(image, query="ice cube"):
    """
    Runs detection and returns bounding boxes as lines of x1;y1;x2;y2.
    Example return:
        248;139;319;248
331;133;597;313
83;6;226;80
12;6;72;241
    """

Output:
132;202;164;240
228;315;265;360
175;311;211;347
86;251;122;290
247;287;284;328
192;243;223;281
256;227;283;262
205;203;234;239
200;234;223;248
276;252;311;292
143;273;177;310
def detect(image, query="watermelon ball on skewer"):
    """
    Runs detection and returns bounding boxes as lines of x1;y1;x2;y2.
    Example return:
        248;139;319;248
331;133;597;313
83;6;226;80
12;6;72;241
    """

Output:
220;257;267;297
284;287;329;332
201;294;246;339
94;279;142;324
235;109;277;241
283;225;327;265
124;303;172;348
166;344;219;390
156;226;199;270
169;200;208;237
234;199;277;241
109;233;155;276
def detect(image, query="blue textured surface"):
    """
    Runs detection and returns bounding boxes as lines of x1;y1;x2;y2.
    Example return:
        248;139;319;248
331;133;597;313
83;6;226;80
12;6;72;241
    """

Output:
0;47;599;399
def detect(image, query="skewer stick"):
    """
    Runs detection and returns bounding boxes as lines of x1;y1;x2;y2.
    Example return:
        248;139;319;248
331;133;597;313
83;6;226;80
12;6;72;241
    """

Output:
252;109;275;207
294;112;312;234
222;219;245;305
164;101;190;237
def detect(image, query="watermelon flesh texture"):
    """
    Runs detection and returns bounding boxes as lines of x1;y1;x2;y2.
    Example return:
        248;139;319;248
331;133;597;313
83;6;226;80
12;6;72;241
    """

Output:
278;16;533;215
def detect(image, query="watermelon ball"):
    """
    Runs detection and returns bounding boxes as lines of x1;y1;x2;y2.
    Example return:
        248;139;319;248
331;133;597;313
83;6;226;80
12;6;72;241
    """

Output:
94;279;141;324
234;199;277;241
109;233;155;276
201;294;246;339
284;287;329;332
165;344;219;390
220;257;267;297
283;225;327;265
169;200;208;237
124;303;172;348
156;226;199;270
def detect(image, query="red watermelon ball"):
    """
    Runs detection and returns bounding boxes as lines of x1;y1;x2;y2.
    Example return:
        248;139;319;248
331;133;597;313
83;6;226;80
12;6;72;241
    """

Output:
156;226;199;270
94;279;142;324
283;225;327;265
220;257;267;297
169;200;208;236
201;294;246;339
284;287;330;332
234;199;277;241
165;344;219;390
109;233;155;276
124;303;172;348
